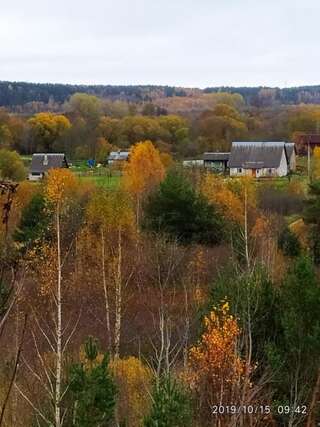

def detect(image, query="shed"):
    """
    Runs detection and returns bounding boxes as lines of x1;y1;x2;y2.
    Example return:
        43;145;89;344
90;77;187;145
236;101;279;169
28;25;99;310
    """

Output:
203;152;230;172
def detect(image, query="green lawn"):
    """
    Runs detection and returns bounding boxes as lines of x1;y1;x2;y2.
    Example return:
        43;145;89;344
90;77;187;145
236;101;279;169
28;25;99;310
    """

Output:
78;174;121;188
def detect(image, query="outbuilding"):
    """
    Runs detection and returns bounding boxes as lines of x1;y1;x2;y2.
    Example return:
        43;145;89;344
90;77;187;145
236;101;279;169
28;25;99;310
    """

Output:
203;152;230;172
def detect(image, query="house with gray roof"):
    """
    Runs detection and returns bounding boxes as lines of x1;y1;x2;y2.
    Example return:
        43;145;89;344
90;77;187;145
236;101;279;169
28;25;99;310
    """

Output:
29;153;69;181
229;142;291;178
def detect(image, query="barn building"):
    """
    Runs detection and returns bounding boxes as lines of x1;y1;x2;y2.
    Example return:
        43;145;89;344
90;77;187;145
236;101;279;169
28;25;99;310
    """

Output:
229;142;293;177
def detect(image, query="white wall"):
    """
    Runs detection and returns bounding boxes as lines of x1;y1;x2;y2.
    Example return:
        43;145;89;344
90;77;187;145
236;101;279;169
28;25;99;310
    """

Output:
277;149;288;176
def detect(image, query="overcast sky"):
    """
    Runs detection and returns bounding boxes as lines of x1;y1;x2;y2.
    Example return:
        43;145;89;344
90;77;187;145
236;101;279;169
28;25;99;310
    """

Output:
1;0;319;88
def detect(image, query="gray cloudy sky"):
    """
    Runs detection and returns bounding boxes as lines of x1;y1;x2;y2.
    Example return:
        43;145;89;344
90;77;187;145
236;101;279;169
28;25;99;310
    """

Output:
1;0;319;87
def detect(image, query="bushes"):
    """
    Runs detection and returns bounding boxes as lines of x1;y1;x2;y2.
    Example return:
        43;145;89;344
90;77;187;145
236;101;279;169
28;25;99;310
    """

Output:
258;186;305;216
278;226;301;256
0;149;26;181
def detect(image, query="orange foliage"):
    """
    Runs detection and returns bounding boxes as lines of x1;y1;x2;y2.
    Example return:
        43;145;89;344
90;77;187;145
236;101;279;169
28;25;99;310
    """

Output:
188;301;248;415
251;215;270;239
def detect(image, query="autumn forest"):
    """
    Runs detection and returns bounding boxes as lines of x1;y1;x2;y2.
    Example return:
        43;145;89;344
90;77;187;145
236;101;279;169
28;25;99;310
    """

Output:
1;85;320;427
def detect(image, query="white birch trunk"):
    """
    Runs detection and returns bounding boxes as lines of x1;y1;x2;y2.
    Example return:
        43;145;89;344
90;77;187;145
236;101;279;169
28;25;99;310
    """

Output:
55;205;62;427
244;187;250;270
114;227;122;358
101;228;111;352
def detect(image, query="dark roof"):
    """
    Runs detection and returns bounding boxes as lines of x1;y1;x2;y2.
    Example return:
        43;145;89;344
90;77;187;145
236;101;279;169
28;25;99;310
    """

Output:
203;152;230;161
30;153;68;173
229;142;286;169
108;151;130;161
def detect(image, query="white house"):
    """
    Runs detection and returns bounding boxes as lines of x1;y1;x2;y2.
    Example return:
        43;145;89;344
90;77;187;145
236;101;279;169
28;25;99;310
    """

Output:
106;151;129;165
228;142;291;177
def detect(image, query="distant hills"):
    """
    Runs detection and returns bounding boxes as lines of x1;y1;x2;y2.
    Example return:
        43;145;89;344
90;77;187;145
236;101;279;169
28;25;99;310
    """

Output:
1;80;320;111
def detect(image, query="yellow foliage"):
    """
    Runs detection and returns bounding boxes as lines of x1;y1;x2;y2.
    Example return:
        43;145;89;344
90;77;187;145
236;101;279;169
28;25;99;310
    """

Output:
160;152;174;169
86;188;135;232
14;181;38;211
110;357;153;427
123;141;165;196
313;146;320;179
201;174;244;224
289;218;309;249
45;168;77;205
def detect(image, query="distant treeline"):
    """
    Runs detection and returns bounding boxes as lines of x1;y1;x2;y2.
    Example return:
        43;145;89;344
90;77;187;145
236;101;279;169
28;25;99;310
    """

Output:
204;85;320;106
0;81;187;111
2;80;320;111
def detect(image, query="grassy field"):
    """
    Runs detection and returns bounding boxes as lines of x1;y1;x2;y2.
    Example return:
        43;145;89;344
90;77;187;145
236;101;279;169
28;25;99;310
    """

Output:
78;174;121;188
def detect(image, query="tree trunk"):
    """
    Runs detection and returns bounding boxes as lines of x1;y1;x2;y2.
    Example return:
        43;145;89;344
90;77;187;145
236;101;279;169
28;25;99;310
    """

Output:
114;227;122;358
244;187;250;270
55;206;62;427
101;228;111;352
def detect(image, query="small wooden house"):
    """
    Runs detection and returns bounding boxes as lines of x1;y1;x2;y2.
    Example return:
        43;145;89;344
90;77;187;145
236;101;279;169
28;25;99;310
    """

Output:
29;153;69;181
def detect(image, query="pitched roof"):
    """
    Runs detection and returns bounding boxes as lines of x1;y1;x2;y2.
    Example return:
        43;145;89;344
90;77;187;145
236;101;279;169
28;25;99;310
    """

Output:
229;142;286;169
203;152;230;161
30;153;68;173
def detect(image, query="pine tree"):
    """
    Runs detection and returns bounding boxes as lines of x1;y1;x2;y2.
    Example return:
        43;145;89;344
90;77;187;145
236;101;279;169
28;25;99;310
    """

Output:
69;337;117;427
144;376;192;427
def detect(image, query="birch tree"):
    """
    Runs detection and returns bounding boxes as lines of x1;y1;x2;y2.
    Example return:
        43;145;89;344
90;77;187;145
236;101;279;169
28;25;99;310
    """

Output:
15;169;79;427
86;188;135;358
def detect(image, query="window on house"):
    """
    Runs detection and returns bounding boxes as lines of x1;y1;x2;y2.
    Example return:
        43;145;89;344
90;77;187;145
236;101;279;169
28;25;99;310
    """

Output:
268;168;272;174
238;168;242;173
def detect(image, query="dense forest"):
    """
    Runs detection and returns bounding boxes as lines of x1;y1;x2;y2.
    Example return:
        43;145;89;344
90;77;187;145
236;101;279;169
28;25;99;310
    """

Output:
2;90;320;163
2;81;320;113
